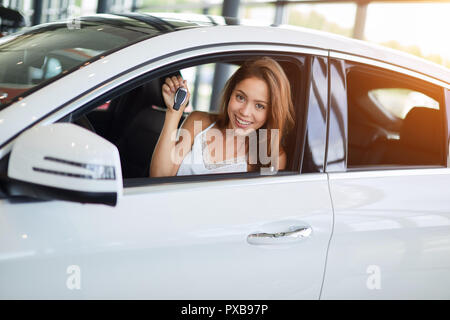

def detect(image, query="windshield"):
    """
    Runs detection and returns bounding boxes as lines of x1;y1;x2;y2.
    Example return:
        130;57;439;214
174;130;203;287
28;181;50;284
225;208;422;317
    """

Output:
0;14;170;109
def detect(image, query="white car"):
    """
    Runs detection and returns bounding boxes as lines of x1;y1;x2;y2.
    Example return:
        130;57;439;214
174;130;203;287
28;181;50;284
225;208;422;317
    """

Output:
0;12;449;299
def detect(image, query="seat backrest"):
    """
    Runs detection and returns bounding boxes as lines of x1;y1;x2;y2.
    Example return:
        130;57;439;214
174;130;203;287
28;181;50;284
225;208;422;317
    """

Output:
398;106;443;165
113;73;185;178
118;106;168;178
401;107;442;151
106;76;166;144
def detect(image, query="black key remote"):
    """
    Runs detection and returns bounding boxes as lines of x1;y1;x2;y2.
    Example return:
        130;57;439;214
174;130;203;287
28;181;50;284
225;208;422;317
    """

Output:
173;87;188;111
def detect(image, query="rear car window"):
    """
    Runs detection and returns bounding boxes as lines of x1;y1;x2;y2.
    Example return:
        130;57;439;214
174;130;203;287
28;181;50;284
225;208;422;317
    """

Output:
368;88;439;120
347;67;445;168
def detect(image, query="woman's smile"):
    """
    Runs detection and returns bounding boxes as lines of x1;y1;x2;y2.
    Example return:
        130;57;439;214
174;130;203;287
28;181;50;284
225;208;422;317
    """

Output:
234;115;253;128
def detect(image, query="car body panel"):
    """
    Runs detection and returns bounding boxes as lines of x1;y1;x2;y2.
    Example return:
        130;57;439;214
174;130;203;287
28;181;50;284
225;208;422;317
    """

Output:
322;169;450;299
0;174;333;299
0;13;449;299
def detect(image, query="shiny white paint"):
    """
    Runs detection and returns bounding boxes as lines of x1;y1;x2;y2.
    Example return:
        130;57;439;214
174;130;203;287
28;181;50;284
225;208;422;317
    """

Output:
1;23;449;152
0;15;449;299
8;123;122;194
0;173;333;299
322;169;450;299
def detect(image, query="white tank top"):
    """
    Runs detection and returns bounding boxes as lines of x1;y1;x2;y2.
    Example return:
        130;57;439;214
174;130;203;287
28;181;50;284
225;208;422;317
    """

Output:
176;121;248;176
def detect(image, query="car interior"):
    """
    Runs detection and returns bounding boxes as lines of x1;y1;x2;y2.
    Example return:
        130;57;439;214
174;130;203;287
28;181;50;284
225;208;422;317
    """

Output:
71;57;305;180
347;68;445;168
85;72;184;179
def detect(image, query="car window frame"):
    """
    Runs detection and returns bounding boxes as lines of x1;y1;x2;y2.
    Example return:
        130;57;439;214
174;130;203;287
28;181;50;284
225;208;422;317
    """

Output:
58;50;314;187
445;88;450;166
340;59;447;171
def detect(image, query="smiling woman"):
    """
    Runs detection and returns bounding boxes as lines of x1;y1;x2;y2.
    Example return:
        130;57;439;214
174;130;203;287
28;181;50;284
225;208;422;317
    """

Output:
149;57;296;177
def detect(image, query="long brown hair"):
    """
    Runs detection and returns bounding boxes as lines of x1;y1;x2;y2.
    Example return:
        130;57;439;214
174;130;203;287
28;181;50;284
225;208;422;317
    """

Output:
214;57;295;171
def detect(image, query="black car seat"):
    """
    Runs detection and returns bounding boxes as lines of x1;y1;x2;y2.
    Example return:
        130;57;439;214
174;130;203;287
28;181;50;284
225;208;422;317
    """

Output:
383;107;443;165
399;107;443;165
107;73;185;178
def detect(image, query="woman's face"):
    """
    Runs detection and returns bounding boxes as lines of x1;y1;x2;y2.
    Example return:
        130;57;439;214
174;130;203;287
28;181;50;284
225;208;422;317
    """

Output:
227;76;269;135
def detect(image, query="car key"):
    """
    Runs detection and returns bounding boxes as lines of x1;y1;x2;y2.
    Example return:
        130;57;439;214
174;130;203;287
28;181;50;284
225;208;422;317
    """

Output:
173;87;188;111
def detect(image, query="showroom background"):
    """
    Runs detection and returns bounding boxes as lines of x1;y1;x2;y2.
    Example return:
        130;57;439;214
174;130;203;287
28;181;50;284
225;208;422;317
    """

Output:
1;0;449;75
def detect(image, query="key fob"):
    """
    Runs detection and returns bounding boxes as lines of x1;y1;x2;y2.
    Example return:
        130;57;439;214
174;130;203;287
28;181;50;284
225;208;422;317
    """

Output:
173;87;188;111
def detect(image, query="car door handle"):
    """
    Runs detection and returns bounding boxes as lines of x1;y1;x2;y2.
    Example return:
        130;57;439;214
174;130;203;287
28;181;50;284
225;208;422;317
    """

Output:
247;226;312;245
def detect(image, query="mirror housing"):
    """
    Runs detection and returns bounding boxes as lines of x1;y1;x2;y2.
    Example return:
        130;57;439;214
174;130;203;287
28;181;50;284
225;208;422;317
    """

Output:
6;123;122;206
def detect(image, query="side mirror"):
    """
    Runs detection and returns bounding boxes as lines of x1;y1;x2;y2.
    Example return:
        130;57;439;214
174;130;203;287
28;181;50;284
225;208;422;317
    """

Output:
6;123;122;206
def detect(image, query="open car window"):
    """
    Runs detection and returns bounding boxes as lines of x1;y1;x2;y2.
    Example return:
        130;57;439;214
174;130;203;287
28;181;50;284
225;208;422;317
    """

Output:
63;53;308;185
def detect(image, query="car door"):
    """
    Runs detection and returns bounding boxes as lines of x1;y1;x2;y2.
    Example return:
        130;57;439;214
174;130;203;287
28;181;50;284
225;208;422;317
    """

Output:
0;46;333;299
321;56;450;299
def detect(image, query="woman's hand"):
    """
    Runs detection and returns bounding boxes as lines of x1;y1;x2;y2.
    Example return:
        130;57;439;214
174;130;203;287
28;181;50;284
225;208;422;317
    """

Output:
162;75;190;114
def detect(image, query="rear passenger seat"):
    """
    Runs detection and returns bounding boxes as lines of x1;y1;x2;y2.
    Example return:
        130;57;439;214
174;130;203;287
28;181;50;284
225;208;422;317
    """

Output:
381;107;443;165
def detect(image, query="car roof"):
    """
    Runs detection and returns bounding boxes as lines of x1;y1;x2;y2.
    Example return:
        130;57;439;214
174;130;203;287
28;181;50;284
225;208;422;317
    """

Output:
132;12;450;85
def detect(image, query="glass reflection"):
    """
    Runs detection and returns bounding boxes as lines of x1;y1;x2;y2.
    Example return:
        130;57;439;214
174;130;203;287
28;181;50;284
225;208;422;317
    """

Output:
302;56;327;173
326;59;347;172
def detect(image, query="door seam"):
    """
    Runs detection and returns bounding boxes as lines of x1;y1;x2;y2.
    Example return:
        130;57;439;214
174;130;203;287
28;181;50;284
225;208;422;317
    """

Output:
318;173;335;300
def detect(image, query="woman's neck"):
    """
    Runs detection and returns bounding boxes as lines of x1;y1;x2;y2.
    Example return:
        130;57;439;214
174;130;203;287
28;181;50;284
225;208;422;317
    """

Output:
219;128;249;156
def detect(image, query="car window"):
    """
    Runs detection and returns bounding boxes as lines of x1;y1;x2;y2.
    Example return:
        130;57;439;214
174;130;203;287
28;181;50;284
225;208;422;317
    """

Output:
302;56;328;173
347;66;445;168
179;63;239;113
67;54;308;182
368;88;439;120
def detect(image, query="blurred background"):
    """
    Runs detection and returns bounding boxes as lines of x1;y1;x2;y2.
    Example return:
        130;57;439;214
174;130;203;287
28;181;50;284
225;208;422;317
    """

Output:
0;0;449;70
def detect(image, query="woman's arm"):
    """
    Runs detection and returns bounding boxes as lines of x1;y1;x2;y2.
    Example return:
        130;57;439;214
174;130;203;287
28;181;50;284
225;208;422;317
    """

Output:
149;76;191;177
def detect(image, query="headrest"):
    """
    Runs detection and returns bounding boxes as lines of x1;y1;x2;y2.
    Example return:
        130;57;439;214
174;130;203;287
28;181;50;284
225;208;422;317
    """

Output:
401;107;442;153
140;77;164;109
143;71;182;109
110;71;182;118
